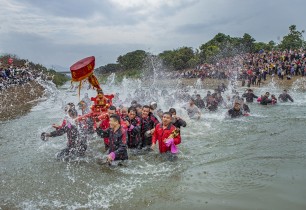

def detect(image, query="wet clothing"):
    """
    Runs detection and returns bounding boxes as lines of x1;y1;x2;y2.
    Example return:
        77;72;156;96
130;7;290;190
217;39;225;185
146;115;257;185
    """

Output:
206;96;218;111
216;95;224;106
194;98;205;109
152;123;181;154
126;116;142;149
278;93;294;102
50;123;78;148
96;126;128;161
260;96;272;105
228;108;243;118
172;118;187;129
98;117;110;148
242;92;258;103
49;121;86;158
243;104;250;113
186;104;201;118
271;98;277;105
140;113;159;148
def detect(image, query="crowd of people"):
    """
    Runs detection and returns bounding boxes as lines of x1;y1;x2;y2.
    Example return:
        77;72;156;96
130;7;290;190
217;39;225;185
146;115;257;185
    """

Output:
167;49;306;88
0;65;42;91
42;90;184;164
41;80;295;165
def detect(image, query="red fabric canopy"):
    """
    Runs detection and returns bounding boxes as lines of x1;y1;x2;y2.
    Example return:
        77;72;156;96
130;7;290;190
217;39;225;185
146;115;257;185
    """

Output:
70;56;95;82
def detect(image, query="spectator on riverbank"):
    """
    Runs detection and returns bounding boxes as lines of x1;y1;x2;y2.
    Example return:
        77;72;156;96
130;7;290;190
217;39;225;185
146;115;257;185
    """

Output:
161;49;306;87
0;65;41;91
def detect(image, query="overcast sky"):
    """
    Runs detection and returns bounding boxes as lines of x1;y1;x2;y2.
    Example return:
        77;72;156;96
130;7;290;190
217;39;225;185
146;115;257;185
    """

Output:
0;0;305;70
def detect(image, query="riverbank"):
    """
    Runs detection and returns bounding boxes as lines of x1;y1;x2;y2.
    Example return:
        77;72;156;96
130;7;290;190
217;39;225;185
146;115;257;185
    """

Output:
0;81;45;121
176;76;304;90
98;71;305;90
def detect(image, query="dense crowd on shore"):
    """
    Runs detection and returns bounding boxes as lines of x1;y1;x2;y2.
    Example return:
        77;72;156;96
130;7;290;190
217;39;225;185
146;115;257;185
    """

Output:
172;49;306;87
0;65;43;91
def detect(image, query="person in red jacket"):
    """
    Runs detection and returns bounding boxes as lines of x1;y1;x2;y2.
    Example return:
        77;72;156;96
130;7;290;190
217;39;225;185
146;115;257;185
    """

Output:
151;112;181;155
97;105;116;151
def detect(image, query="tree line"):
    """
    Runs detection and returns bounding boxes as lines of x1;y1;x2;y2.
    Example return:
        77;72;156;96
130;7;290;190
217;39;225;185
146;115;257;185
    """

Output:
95;24;305;74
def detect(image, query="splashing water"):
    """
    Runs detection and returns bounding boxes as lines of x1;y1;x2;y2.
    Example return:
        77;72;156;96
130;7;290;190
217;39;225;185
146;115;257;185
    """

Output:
194;78;203;89
1;67;306;210
106;73;116;86
291;77;306;92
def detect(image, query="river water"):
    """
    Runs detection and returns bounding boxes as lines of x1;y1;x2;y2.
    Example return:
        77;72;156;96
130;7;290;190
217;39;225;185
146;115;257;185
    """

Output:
1;77;306;210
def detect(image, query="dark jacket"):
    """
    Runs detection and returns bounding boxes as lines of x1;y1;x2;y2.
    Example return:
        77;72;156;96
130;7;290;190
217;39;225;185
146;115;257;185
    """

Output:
278;93;294;102
96;126;128;160
260;95;272;105
50;123;78;148
242;92;258;103
194;98;205;109
172;118;187;129
126;116;142;149
228;108;243;118
206;96;218;111
140;113;159;147
243;104;250;113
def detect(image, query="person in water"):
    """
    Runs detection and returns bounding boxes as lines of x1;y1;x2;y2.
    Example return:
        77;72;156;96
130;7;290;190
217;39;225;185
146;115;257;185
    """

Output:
96;114;128;164
77;100;95;135
124;107;142;150
228;101;243;118
97;105;117;151
260;92;272;105
140;105;159;151
52;102;75;130
278;90;294;102
43;108;87;159
240;98;250;114
194;94;205;109
78;100;90;115
82;93;91;108
186;98;201;119
150;101;161;121
151;112;181;154
206;93;219;111
271;94;278;104
242;89;258;103
169;108;187;130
